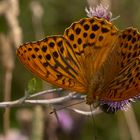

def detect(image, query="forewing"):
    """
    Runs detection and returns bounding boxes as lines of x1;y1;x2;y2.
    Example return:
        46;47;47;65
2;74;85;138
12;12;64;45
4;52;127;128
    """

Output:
64;17;119;81
17;36;86;92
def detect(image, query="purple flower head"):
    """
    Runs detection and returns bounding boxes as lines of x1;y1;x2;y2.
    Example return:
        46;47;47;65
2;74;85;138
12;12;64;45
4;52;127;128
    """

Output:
99;93;140;113
85;4;112;21
100;100;131;113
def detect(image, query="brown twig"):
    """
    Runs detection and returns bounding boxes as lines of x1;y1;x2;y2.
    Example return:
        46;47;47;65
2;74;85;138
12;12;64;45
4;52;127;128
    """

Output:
0;0;22;132
0;91;79;108
5;0;23;48
29;88;63;99
30;1;44;39
0;33;14;132
0;88;102;116
0;89;103;116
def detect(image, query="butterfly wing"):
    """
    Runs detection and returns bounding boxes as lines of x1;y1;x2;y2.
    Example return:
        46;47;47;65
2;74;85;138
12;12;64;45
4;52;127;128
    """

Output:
17;17;119;95
17;36;86;92
64;17;119;85
119;27;140;67
100;28;140;101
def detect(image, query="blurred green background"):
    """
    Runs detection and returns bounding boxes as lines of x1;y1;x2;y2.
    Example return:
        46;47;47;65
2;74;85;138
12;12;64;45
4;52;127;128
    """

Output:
1;0;140;140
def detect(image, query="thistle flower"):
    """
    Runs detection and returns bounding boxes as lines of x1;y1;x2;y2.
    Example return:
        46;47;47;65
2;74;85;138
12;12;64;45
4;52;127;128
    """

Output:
85;4;112;21
100;100;131;113
99;93;140;113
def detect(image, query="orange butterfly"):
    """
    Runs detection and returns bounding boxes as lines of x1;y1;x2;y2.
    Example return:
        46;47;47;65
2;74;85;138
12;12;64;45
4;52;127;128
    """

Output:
16;17;140;106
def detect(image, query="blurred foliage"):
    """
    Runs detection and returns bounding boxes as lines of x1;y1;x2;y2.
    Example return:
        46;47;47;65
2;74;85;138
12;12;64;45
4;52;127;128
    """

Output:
1;0;140;140
27;78;43;94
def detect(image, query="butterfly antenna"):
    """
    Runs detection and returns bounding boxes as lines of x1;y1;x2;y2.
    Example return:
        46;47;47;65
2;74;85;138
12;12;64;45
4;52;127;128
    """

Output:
52;108;61;126
49;100;85;114
90;105;98;140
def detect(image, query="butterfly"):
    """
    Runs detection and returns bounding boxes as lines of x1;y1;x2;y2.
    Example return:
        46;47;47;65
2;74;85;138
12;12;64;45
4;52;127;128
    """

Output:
16;16;140;105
